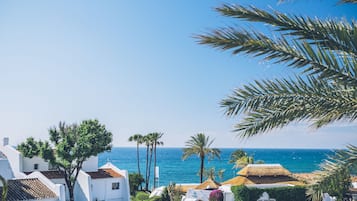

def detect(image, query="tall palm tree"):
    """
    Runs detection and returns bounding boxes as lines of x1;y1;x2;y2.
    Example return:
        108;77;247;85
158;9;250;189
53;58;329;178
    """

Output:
142;134;151;191
182;133;221;183
147;132;164;189
128;134;144;189
0;175;7;201
197;2;357;200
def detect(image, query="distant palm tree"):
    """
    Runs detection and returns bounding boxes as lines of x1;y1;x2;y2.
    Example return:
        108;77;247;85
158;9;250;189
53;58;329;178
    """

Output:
147;132;164;189
228;149;246;164
0;175;7;201
234;155;254;169
182;133;221;183
142;134;151;191
203;167;225;181
128;134;144;189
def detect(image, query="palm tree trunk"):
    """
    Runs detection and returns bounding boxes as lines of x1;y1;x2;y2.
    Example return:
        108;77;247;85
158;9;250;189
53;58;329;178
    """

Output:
153;141;157;189
145;144;149;191
147;145;153;190
200;155;204;183
136;142;142;190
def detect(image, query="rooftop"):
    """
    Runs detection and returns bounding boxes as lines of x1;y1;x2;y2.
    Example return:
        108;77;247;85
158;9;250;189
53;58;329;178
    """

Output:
87;168;123;179
238;164;292;177
0;178;57;201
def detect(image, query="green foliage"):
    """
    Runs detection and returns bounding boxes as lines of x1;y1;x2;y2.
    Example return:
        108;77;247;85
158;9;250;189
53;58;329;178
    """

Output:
17;137;41;158
129;173;145;195
229;149;246;164
231;185;249;201
203;167;225;181
18;119;112;201
182;133;221;183
197;2;357;200
160;183;184;201
232;185;306;201
135;192;150;201
0;175;8;201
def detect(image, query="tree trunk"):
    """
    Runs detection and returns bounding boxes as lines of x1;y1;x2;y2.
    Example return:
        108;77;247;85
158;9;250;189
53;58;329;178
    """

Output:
200;155;204;183
145;144;149;191
147;146;153;190
153;141;157;189
137;142;142;190
69;185;74;201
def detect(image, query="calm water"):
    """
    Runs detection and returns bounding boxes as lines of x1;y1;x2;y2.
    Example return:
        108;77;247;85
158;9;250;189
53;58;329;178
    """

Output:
99;147;333;187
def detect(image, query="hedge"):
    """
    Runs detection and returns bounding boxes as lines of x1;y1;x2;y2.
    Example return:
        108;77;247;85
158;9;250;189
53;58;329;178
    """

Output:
231;185;306;201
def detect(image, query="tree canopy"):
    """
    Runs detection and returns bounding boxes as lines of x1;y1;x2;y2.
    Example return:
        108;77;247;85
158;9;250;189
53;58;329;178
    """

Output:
18;119;112;201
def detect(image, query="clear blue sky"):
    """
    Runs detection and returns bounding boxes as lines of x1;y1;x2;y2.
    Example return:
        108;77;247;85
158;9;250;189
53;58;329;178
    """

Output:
0;0;356;148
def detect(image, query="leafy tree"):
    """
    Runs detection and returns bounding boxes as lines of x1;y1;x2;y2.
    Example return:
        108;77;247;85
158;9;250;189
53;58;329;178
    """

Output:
17;137;41;158
0;175;7;201
18;119;112;201
196;1;357;200
129;134;144;190
129;172;145;195
182;133;221;183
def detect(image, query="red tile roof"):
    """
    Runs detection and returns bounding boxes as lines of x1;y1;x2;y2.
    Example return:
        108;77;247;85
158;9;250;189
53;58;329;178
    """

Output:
0;178;57;201
86;168;123;179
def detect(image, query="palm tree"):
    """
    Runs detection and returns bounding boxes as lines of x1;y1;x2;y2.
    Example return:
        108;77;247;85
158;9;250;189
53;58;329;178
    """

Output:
182;133;221;183
128;134;144;189
147;132;164;189
228;149;246;164
0;175;7;201
197;2;357;200
233;155;254;169
142;134;151;191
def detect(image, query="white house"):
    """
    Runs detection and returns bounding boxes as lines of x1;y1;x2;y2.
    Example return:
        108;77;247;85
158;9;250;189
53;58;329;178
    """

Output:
0;137;130;201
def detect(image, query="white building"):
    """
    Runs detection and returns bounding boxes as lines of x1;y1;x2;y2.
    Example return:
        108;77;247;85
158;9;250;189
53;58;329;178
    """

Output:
0;137;130;201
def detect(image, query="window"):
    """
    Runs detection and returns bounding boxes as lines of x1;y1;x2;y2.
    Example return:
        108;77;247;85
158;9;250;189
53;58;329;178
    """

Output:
112;182;120;190
34;164;39;170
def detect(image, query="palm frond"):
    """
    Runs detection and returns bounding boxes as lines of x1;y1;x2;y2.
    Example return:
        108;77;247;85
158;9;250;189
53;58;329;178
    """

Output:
214;5;357;56
221;76;357;137
197;28;357;87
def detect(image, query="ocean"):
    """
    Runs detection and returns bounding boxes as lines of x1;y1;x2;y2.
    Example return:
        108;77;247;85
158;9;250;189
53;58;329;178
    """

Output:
98;147;333;187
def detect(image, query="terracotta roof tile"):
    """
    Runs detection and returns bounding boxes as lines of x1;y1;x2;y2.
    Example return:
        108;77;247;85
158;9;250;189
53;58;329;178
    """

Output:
87;168;123;179
0;178;57;201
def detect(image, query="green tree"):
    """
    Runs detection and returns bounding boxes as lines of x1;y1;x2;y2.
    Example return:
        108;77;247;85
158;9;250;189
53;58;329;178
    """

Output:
0;175;7;201
128;134;144;190
196;1;357;200
129;172;145;195
18;119;112;201
182;133;221;183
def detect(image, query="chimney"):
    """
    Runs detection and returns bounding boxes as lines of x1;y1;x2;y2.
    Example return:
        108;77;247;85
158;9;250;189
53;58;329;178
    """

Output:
3;137;9;146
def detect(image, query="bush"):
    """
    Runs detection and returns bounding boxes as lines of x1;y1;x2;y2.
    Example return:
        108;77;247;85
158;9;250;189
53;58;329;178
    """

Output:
232;185;306;201
129;173;145;195
231;185;249;201
135;192;150;201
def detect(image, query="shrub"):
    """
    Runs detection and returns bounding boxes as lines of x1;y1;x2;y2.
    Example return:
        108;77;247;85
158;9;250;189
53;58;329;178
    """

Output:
231;185;249;201
135;192;150;201
232;185;306;201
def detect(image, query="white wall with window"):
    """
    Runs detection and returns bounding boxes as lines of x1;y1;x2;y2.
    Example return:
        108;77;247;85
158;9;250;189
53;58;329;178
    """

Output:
91;177;126;201
22;156;50;172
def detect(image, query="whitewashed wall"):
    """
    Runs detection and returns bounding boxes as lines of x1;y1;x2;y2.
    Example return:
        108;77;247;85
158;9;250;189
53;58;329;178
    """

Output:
91;177;126;201
0;158;14;180
75;170;92;201
23;156;50;172
82;156;98;172
0;145;24;177
100;163;130;201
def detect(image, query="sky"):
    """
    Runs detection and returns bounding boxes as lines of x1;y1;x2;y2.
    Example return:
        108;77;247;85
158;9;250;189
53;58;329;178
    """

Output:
0;0;356;149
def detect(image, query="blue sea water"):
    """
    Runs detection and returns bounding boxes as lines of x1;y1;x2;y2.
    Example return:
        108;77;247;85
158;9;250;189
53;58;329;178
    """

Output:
99;148;333;187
